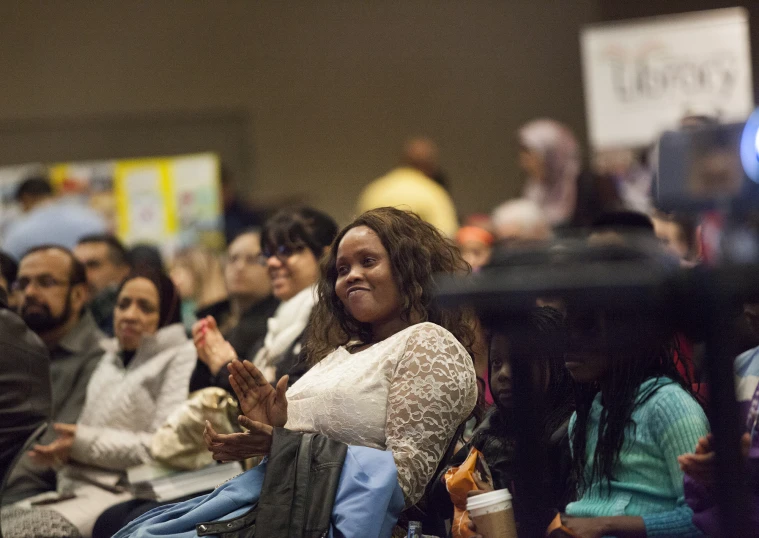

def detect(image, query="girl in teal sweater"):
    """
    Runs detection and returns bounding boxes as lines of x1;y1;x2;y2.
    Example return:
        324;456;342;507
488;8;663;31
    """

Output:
560;308;708;538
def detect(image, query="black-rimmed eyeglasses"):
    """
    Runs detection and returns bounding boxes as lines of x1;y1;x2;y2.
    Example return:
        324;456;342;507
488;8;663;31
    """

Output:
256;244;307;266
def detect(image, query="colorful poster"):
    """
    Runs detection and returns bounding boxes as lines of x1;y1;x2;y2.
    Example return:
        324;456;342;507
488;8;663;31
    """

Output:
0;152;223;253
581;8;754;150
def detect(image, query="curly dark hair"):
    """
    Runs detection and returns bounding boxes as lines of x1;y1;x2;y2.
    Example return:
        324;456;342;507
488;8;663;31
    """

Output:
304;207;475;363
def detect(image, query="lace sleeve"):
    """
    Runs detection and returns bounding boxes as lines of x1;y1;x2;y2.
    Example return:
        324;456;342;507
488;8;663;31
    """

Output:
385;324;477;506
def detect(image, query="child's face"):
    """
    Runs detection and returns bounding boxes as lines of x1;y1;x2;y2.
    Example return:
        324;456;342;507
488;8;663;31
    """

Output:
489;333;513;409
564;309;609;384
489;332;551;410
459;240;492;271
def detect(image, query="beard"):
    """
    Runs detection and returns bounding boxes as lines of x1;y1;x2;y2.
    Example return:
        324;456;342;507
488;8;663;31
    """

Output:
21;294;72;333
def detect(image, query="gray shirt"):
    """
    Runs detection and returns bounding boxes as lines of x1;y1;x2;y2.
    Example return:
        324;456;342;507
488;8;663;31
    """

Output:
3;312;104;504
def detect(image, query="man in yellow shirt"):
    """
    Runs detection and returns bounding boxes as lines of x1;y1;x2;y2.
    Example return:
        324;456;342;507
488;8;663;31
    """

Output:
357;138;459;236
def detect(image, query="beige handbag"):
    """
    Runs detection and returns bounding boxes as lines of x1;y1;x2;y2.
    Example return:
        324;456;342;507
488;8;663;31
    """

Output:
151;387;241;470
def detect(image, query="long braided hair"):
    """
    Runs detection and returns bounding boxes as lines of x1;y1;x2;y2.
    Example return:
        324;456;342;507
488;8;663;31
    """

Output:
569;307;695;496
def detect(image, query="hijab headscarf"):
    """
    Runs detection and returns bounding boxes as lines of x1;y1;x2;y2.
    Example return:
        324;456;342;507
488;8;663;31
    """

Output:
519;119;581;226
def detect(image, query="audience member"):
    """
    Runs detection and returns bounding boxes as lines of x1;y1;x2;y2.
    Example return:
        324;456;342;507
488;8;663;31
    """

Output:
651;211;700;266
3;176;107;261
74;235;131;336
518;119;620;228
0;249;18;304
169;246;227;332
111;207;477;537
491;198;552;247
588;210;657;247
14;176;54;214
605;147;655;214
357;138;459;236
560;303;708;536
437;306;575;533
192;207;337;391
91;231;281;536
24;270;196;536
127;244;164;274
455;222;494;272
741;302;759;353
194;229;278;360
679;335;759;535
402;136;451;190
188;229;281;392
0;289;51;502
3;246;104;505
518;119;581;227
588;211;704;394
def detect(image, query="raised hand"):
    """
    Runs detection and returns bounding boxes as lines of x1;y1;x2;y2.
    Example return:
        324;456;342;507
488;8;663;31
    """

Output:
228;359;289;428
193;316;238;375
204;417;273;462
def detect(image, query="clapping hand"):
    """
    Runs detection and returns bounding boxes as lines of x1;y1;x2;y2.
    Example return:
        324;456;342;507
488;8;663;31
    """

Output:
228;359;289;428
204;417;273;462
28;423;77;468
193;316;238;375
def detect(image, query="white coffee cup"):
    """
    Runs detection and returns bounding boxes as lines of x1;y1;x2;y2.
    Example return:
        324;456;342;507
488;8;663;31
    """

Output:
466;488;518;538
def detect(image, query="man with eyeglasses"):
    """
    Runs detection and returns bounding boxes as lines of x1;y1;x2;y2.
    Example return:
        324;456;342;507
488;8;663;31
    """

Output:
0;274;51;508
75;234;132;336
3;245;105;505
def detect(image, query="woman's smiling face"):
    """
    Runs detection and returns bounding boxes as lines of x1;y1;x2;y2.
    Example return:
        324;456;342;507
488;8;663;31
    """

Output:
265;246;320;301
334;226;403;329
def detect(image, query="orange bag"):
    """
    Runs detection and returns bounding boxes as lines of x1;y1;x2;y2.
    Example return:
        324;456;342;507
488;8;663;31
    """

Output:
444;447;492;538
445;448;577;538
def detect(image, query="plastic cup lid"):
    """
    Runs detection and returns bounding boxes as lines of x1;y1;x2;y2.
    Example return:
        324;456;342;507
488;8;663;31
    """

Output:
466;488;512;511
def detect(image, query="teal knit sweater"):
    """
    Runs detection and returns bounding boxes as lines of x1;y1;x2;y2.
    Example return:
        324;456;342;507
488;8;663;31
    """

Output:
566;377;708;537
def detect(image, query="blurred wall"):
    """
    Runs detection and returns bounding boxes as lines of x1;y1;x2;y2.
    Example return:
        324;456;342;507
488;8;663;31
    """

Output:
0;0;597;226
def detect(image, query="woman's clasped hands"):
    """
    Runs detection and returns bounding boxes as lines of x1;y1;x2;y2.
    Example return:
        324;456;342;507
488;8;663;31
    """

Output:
203;358;290;462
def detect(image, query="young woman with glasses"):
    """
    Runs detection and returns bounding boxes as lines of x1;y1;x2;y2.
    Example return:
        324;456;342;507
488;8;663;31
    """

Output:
193;206;338;388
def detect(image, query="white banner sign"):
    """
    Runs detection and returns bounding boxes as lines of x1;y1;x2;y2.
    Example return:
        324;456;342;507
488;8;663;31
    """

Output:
581;8;754;150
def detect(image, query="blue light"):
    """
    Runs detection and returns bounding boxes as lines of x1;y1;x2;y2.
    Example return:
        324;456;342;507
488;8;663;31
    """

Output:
741;107;759;183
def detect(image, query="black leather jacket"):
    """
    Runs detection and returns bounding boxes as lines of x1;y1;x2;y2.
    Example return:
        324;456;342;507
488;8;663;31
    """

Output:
196;428;347;538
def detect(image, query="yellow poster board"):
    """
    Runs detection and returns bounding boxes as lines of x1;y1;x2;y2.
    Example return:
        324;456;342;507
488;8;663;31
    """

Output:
45;152;223;251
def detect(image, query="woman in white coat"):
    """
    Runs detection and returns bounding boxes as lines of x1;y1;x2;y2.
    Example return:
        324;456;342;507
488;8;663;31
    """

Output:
25;270;197;537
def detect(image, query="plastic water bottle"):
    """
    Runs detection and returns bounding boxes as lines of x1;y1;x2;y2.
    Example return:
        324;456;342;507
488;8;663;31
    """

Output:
407;521;422;538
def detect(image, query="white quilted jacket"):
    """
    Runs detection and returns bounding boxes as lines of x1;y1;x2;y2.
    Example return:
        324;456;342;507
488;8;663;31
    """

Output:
69;323;197;471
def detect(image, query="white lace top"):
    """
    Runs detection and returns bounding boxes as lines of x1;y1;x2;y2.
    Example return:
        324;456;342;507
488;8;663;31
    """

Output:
285;322;477;505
